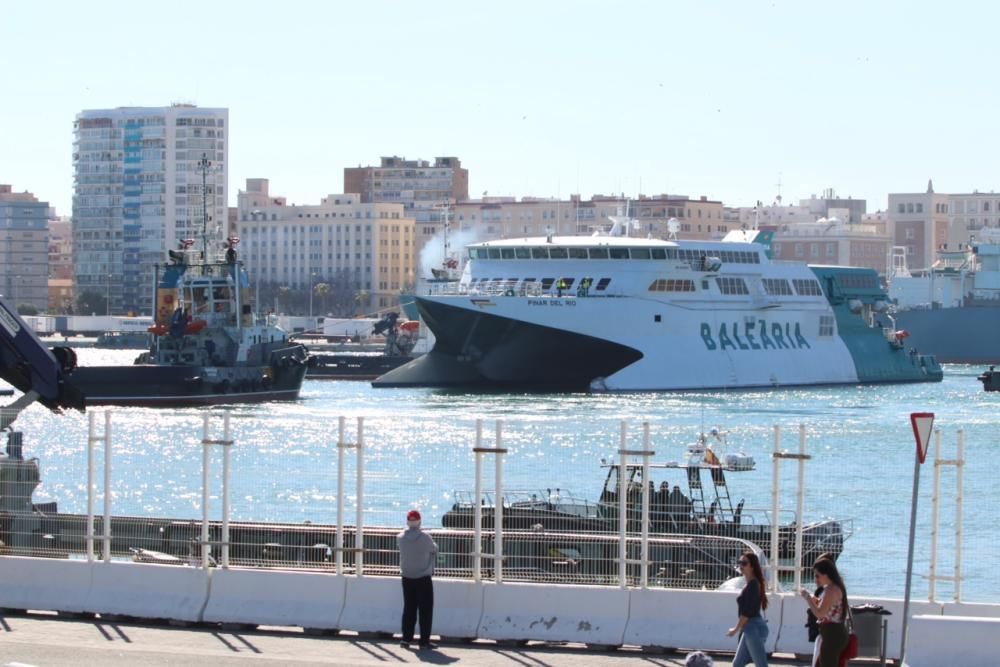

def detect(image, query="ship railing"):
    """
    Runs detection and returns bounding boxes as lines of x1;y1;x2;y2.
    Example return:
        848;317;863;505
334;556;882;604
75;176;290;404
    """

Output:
452;489;600;519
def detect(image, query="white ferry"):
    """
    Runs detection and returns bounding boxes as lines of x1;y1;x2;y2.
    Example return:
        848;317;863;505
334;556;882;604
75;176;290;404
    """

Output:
375;222;943;391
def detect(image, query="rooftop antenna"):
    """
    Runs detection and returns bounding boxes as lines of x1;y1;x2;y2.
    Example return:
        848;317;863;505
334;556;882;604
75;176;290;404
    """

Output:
775;172;783;205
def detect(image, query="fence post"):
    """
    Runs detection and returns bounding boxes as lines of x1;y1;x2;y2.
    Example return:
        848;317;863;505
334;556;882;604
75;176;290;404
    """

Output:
929;428;942;602
770;425;780;593
86;412;97;562
794;423;806;592
221;411;232;569
336;416;345;575
355;417;365;576
618;421;627;589
102;411;112;563
640;422;652;589
473;419;483;583
955;429;965;602
201;414;211;570
494;420;504;584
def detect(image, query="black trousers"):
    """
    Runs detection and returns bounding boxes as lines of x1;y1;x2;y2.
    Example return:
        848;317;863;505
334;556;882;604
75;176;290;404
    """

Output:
400;575;434;643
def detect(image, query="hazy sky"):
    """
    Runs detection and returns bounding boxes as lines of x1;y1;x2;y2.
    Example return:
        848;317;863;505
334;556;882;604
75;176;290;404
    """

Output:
3;1;997;216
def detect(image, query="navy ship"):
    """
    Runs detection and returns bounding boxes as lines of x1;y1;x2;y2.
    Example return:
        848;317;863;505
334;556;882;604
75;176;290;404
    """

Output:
68;239;310;407
890;228;1000;364
375;222;942;391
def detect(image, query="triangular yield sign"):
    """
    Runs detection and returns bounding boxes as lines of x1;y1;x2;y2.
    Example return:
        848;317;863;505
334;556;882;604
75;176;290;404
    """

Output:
910;412;935;464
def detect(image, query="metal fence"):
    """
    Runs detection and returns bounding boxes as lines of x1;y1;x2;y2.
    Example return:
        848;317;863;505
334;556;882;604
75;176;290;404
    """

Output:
0;412;975;602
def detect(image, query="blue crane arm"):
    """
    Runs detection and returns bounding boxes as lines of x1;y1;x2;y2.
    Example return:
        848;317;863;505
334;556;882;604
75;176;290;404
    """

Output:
0;296;84;415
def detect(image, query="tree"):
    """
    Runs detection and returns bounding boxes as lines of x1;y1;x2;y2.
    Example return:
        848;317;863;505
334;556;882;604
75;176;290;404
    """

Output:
313;282;331;315
16;303;39;316
277;285;290;314
327;269;359;317
77;290;107;317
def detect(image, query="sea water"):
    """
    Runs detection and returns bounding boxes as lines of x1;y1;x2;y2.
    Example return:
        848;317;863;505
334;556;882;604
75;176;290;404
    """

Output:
8;348;997;602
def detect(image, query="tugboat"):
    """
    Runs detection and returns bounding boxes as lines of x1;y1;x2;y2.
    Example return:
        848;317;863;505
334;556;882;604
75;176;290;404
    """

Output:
68;238;311;407
442;432;850;571
308;312;417;380
978;365;1000;391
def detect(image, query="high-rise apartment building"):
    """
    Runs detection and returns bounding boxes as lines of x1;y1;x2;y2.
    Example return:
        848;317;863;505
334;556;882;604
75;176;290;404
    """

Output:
0;185;50;312
235;179;415;314
73;104;228;315
344;156;468;225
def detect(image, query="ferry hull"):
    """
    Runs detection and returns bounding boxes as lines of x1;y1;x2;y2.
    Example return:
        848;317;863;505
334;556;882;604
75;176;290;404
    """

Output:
375;294;942;391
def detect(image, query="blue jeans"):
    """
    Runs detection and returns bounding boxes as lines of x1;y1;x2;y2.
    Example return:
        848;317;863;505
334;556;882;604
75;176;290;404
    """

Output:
732;616;769;667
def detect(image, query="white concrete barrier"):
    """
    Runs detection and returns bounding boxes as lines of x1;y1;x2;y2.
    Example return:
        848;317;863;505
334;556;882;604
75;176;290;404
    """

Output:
941;601;1000;618
337;575;403;634
202;568;345;630
0;557;92;614
479;582;628;646
773;595;943;661
86;561;209;622
625;588;777;653
430;579;483;640
906;614;1000;667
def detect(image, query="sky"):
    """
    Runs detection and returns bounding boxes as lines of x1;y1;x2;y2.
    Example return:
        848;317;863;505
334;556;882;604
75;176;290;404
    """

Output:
3;0;999;216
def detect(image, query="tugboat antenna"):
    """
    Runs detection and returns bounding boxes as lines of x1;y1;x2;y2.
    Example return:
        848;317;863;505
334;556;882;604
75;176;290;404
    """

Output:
198;153;212;263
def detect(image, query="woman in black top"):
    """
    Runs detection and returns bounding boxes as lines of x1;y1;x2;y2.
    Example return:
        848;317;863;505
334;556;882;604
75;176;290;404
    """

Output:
727;550;768;667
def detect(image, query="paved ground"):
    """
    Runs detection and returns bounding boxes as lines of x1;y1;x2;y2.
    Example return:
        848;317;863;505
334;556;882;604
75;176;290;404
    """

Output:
0;610;814;666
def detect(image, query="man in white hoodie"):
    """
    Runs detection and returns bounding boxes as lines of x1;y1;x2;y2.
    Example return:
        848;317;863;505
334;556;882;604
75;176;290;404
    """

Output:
397;509;438;649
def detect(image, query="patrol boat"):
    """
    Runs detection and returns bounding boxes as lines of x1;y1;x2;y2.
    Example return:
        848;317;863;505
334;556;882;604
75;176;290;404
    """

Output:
68;239;310;407
374;221;943;391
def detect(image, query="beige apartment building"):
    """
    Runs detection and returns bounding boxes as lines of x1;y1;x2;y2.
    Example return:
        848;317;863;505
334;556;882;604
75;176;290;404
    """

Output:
234;179;415;313
768;212;889;274
0;185;50;312
449;193;726;245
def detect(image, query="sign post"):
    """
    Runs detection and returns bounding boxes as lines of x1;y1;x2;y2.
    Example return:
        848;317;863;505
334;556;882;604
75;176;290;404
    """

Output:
901;411;934;664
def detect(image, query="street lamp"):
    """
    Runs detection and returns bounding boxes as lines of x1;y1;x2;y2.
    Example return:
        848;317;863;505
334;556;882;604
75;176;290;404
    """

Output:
106;274;112;316
308;272;317;324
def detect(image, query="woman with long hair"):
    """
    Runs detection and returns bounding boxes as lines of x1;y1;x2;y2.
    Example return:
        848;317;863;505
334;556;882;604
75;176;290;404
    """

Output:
727;550;769;667
800;557;849;667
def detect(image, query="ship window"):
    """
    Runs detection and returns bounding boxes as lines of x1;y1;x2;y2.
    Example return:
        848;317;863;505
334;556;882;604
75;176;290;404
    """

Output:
515;247;531;259
501;247;515;259
540;278;555;290
531;247;549;259
630;247;651;259
792;279;823;296
651;248;667;260
588;247;609;259
762;278;793;296
488;247;502;259
609;247;629;259
649;279;696;292
569;247;588;259
819;314;835;337
716;277;749;295
595;278;611;291
549;247;568;259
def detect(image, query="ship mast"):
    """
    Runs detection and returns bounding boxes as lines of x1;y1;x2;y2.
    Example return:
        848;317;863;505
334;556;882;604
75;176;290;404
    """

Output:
198;153;212;262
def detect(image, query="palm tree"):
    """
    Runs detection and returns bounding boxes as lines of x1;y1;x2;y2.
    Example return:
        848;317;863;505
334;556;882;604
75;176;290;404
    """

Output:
313;282;331;315
354;290;370;316
277;285;290;314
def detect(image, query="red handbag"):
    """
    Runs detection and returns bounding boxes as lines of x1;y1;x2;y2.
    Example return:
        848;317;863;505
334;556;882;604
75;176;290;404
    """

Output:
839;605;859;667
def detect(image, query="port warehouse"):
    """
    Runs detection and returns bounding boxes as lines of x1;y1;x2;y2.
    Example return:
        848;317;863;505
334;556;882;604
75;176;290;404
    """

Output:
22;315;376;339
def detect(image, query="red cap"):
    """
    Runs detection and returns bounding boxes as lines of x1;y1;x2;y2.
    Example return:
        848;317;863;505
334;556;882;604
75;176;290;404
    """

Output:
407;510;421;521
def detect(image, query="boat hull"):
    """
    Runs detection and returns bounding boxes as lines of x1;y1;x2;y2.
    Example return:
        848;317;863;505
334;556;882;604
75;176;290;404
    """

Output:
374;294;941;391
308;354;412;380
894;306;1000;364
69;362;307;407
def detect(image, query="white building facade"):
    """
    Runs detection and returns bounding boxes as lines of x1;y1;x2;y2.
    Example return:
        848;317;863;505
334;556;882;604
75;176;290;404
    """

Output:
235;179;415;314
73;104;229;315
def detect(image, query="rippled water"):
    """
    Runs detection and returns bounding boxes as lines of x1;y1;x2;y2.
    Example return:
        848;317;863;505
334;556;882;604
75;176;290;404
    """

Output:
7;348;996;601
